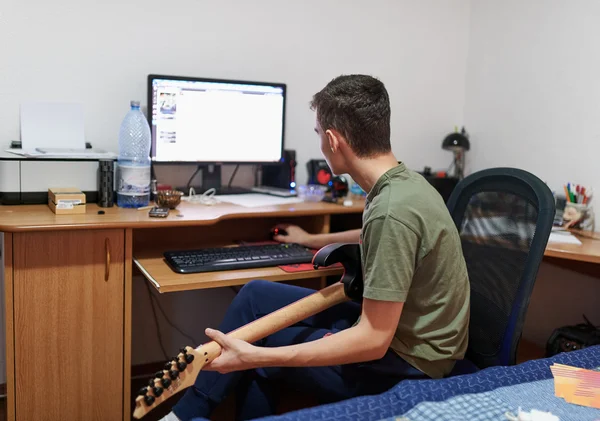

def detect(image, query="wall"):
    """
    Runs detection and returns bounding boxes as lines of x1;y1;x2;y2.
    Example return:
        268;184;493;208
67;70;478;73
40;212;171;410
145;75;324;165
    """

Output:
463;0;600;346
0;0;471;366
0;0;471;186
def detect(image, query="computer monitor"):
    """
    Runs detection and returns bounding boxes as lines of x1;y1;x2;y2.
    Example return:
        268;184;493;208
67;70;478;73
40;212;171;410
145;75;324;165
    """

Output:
148;74;286;164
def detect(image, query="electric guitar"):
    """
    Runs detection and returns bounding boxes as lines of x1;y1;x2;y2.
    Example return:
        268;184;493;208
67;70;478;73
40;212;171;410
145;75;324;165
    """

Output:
133;243;362;419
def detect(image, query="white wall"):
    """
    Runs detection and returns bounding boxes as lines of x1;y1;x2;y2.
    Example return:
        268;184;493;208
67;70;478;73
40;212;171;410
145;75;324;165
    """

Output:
464;0;600;200
0;0;470;185
0;0;471;366
464;0;600;346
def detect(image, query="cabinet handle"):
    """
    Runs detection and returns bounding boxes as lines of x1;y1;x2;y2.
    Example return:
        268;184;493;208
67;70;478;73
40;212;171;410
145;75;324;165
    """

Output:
105;238;111;282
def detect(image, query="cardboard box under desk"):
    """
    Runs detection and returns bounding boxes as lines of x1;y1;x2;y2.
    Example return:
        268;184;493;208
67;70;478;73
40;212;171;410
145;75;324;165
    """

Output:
48;187;86;214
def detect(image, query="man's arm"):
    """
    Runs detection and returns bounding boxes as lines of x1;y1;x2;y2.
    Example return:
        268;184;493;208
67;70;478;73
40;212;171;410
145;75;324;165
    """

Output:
204;297;403;373
274;225;360;249
204;216;418;374
258;298;403;367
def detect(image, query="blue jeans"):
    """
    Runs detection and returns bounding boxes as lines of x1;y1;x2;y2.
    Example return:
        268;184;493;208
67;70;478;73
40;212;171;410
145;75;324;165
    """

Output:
173;280;427;421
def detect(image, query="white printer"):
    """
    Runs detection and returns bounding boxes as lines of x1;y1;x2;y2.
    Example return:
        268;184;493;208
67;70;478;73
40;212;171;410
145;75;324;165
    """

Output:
0;145;108;205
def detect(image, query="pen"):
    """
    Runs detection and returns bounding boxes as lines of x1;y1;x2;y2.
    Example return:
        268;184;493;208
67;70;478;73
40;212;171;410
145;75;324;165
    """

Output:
564;185;571;202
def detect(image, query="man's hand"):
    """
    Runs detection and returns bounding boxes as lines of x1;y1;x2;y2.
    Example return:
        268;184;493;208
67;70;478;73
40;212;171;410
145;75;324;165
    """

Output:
272;224;314;247
202;328;261;374
272;225;361;250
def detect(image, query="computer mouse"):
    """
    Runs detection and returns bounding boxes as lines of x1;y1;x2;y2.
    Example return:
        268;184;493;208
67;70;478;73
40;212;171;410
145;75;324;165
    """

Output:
271;227;288;237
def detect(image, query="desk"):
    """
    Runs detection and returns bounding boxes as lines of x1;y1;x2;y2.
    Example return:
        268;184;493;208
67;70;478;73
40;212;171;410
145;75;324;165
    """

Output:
1;201;598;421
0;200;363;421
545;230;600;264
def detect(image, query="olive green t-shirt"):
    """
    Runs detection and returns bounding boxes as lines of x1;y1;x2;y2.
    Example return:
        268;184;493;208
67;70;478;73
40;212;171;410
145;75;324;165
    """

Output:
359;163;470;379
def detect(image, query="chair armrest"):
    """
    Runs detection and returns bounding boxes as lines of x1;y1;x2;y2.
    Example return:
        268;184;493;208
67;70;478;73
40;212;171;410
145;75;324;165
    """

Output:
313;243;363;301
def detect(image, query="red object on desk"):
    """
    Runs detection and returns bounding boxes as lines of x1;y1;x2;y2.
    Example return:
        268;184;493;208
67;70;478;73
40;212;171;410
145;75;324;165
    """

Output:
278;261;343;273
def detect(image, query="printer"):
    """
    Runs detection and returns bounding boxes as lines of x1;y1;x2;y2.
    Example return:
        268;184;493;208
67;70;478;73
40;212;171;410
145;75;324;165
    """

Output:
0;146;105;205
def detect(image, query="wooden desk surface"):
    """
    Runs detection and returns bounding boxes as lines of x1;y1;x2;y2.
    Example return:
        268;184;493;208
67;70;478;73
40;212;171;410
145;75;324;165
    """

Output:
545;230;600;264
134;251;343;293
2;201;600;265
0;200;364;232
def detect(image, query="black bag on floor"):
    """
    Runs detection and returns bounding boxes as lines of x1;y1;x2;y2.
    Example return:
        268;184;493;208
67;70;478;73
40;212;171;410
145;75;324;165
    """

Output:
546;315;600;357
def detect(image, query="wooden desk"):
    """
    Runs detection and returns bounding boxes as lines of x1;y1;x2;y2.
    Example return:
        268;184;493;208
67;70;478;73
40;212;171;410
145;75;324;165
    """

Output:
2;200;598;421
0;200;364;421
545;230;600;264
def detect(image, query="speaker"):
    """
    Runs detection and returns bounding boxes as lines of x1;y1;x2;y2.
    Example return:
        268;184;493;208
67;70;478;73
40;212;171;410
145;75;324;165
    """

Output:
261;150;296;189
98;159;114;207
307;159;332;187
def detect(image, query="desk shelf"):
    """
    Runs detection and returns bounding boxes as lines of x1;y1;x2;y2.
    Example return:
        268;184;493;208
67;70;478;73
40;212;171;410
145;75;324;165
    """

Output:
133;249;344;293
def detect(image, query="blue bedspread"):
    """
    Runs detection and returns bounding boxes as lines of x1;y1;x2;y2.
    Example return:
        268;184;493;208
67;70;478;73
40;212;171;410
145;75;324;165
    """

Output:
192;346;600;421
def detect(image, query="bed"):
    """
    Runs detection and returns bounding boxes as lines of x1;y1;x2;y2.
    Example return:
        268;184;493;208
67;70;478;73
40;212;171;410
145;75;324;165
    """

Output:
192;346;600;421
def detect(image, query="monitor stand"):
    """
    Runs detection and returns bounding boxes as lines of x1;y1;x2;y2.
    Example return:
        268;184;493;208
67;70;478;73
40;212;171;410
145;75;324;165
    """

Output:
183;164;250;195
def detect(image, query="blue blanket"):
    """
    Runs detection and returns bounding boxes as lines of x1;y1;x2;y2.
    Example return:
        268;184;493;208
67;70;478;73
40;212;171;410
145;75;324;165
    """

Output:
192;346;600;421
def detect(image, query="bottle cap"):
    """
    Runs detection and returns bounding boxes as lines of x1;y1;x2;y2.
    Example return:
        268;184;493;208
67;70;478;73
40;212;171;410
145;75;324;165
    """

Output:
130;100;141;108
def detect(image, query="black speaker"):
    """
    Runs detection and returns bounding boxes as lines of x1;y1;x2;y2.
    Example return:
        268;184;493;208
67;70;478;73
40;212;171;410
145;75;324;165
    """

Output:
307;159;332;187
261;150;296;189
98;159;114;207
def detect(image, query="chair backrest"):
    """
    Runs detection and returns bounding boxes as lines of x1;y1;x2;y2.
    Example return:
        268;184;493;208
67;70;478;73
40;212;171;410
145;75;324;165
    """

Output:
446;167;555;369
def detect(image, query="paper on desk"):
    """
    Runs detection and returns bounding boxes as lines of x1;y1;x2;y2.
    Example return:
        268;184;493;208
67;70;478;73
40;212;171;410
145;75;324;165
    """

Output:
20;102;86;150
216;194;305;208
548;232;582;245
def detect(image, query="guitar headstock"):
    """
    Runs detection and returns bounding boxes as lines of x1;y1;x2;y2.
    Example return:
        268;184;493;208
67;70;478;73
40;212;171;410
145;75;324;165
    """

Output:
133;346;208;419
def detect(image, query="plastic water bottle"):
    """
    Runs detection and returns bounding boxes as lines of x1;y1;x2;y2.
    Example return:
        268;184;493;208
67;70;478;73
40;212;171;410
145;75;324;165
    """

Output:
116;100;151;208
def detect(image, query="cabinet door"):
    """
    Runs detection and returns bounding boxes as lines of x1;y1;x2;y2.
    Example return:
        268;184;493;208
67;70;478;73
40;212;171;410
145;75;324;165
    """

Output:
13;229;124;421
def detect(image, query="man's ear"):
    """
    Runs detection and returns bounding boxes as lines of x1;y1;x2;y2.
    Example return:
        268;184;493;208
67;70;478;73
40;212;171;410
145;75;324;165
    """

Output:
326;129;341;153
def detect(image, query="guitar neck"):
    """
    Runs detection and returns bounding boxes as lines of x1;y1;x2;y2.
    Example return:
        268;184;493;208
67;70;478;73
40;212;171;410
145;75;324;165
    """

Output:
134;281;350;419
200;281;349;358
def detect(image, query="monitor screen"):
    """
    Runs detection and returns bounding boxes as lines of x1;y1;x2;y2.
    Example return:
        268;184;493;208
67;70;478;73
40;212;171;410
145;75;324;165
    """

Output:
148;75;286;163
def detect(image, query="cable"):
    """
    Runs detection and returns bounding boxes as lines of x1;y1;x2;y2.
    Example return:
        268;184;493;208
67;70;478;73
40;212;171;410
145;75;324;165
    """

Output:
145;281;168;360
227;164;240;188
186;165;202;190
182;187;218;205
145;280;199;345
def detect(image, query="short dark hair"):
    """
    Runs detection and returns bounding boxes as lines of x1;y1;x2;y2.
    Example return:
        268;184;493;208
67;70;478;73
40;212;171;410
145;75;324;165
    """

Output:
310;74;391;158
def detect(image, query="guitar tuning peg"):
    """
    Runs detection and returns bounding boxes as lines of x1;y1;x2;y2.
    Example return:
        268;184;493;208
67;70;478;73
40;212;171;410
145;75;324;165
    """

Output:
137;386;149;396
148;378;156;387
177;361;187;371
164;361;173;370
155;370;165;379
185;353;194;364
180;347;188;354
169;369;179;380
152;386;164;397
144;394;156;406
161;377;172;388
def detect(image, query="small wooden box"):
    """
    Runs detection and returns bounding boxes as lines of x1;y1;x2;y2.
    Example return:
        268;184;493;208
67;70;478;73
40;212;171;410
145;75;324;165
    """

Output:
48;188;86;214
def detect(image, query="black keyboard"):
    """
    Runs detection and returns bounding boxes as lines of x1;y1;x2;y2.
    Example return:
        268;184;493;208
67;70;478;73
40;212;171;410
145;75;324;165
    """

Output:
164;243;315;274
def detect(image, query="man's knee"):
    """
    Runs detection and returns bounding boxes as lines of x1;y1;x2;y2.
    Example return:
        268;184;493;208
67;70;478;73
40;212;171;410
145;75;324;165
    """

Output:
231;279;272;311
237;279;271;299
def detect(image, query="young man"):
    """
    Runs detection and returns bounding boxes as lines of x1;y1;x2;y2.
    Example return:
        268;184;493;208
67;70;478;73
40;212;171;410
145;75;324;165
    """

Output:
165;75;470;421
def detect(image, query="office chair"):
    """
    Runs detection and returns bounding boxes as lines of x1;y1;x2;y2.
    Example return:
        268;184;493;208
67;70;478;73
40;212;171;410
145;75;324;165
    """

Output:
446;167;555;373
316;167;555;375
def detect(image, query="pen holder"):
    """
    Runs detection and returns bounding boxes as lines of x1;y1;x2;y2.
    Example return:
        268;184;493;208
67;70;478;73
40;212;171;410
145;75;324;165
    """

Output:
563;202;595;230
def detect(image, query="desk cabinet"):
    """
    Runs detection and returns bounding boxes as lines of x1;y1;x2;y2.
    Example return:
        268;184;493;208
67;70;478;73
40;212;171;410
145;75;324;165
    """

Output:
11;229;125;421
